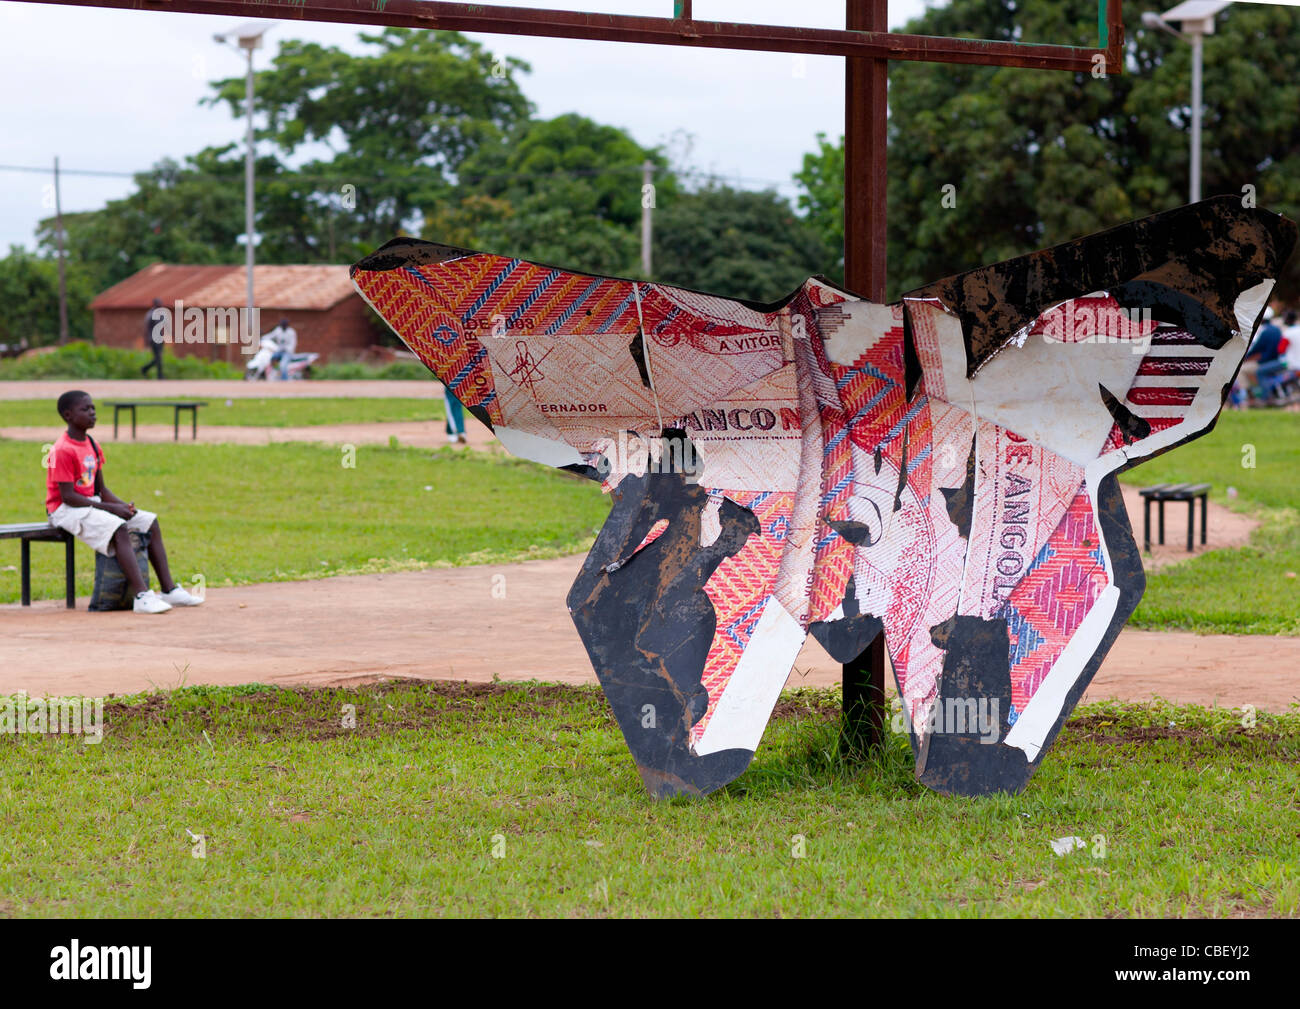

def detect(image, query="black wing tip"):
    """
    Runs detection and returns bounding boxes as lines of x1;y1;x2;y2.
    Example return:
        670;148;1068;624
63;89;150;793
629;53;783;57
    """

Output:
350;238;479;278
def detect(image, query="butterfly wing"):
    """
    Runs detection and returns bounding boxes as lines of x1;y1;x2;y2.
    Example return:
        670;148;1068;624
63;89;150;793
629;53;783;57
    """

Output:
888;197;1294;794
351;242;820;795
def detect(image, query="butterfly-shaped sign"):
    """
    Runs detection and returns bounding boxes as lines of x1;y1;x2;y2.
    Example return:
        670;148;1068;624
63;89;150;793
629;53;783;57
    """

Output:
352;196;1295;797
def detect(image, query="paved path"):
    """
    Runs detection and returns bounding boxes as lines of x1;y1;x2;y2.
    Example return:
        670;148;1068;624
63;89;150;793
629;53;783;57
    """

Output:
0;379;439;400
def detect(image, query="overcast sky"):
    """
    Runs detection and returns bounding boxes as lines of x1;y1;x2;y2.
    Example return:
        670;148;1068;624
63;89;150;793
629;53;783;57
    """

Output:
0;0;946;251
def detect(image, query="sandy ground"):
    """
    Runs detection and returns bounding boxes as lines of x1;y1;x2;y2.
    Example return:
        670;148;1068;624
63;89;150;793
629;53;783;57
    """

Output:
1;380;1284;709
0;420;500;452
0;379;440;400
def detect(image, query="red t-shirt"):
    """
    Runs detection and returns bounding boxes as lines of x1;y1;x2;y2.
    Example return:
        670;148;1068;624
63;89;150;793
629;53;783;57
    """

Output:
46;431;103;513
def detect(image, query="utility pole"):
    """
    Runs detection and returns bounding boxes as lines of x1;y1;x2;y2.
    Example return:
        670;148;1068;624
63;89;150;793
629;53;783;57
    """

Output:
243;43;255;365
215;22;275;363
1189;27;1202;203
641;158;655;278
53;156;69;345
840;0;890;756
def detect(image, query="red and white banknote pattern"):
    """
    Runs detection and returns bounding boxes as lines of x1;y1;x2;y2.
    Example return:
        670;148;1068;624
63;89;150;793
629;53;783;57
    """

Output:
352;248;1272;764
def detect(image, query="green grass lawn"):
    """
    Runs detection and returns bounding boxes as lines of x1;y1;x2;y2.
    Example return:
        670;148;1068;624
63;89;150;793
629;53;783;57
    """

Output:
1;681;1294;917
1120;410;1300;635
0;397;442;429
0;440;609;605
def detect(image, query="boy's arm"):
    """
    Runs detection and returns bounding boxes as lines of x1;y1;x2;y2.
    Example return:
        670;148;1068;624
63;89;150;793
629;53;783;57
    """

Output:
59;481;132;518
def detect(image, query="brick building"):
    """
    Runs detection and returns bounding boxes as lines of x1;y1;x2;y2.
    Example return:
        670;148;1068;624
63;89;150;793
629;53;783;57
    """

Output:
90;263;382;363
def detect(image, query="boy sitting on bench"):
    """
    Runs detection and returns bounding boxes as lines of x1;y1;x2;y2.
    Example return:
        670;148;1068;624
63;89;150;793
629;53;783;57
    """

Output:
45;390;202;614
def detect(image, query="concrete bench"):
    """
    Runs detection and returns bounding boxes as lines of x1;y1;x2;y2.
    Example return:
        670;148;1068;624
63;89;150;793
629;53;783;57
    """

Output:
0;522;75;607
1138;483;1211;553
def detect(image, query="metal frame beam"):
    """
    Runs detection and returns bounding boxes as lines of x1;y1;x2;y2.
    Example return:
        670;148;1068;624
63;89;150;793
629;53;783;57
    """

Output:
26;0;1124;73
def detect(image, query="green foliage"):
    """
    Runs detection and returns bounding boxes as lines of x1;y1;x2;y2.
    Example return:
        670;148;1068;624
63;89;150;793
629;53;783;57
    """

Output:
0;342;240;381
447;113;674;276
0;246;94;347
206;28;532;251
794;134;845;284
310;359;436;381
794;0;1300;302
37;149;248;293
652;183;836;302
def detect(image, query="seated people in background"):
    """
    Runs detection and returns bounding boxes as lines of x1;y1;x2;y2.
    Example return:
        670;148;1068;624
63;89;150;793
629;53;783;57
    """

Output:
45;390;203;614
1239;309;1284;393
265;317;298;381
1283;310;1300;371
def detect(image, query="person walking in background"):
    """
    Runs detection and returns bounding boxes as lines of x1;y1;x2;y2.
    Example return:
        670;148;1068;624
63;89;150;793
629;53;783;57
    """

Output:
444;387;468;444
140;297;166;380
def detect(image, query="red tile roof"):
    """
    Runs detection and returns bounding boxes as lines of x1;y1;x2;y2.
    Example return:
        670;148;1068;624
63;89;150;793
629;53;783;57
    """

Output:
91;263;356;311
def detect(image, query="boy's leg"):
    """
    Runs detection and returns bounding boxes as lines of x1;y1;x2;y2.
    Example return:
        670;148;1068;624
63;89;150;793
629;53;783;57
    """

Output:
143;518;177;594
111;525;150;597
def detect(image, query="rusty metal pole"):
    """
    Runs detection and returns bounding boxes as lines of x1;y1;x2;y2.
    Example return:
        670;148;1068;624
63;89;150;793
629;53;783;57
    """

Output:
841;0;889;757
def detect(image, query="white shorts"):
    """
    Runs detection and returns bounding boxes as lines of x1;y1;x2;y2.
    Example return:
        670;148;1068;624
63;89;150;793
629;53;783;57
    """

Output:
47;496;157;557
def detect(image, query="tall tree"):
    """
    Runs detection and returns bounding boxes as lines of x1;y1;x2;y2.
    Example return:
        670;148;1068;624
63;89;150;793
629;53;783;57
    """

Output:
447;113;676;276
653;183;834;302
206;28;532;247
36;149;246;292
794;0;1300;302
0;245;94;347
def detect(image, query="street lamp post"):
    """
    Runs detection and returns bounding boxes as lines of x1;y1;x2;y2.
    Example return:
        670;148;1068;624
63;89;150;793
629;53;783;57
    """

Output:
1142;1;1230;204
214;21;275;356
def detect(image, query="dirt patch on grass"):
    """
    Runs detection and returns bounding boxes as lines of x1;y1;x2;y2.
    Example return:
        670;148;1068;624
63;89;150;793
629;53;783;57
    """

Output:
1066;713;1289;746
100;679;609;740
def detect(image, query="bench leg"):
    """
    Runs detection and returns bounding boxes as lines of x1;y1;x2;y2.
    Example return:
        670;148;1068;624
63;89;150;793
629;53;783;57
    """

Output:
131;406;137;440
114;406;120;439
174;408;179;442
1186;500;1195;552
1143;498;1151;552
65;535;75;609
1158;500;1166;545
1200;494;1208;546
20;538;31;606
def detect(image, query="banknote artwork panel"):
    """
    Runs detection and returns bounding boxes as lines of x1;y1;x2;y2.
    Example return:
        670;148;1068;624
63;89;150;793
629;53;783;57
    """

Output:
351;196;1296;799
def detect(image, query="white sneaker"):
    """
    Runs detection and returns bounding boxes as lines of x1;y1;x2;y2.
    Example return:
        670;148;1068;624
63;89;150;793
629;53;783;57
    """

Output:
133;591;172;614
159;586;203;606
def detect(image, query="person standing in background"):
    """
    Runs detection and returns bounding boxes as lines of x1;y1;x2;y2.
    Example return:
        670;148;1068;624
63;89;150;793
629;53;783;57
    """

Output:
140;298;166;380
445;386;468;444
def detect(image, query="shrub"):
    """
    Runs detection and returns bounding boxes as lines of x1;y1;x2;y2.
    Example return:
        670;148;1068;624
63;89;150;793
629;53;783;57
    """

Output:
0;342;242;381
311;359;435;381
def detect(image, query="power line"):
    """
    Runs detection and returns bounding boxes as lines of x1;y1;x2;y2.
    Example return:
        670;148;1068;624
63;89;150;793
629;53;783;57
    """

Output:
0;160;801;192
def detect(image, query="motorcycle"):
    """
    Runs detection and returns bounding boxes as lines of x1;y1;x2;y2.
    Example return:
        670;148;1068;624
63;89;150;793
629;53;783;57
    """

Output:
244;332;319;381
